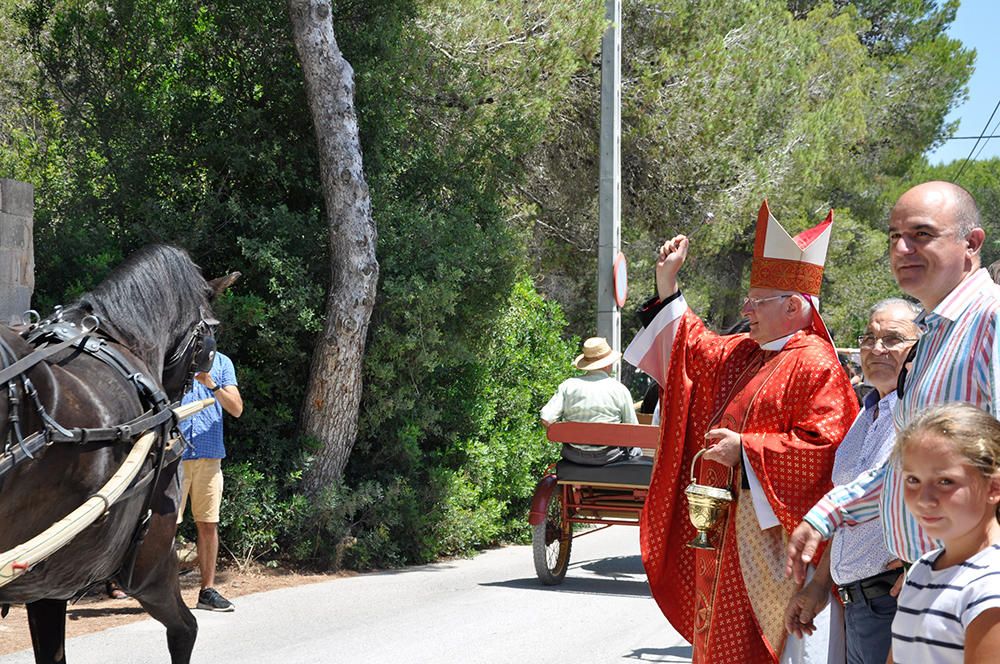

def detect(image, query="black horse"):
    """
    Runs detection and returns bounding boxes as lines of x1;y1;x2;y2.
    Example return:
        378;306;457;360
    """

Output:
0;245;238;663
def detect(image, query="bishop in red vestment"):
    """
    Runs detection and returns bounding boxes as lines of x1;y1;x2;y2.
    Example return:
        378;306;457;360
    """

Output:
624;202;858;664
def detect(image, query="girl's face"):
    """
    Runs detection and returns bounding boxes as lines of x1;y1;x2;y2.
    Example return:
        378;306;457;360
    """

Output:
901;433;1000;548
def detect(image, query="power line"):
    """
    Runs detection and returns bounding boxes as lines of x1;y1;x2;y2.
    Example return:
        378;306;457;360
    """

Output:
954;97;1000;184
946;134;1000;140
971;114;1000;162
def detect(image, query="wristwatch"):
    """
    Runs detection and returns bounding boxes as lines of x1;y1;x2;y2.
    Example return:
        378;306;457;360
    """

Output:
210;384;222;393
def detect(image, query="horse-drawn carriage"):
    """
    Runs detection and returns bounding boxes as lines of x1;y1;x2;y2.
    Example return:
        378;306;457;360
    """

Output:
528;421;660;584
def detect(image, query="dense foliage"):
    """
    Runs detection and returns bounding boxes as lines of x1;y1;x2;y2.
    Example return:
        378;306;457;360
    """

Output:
0;0;594;568
526;0;972;341
0;0;988;569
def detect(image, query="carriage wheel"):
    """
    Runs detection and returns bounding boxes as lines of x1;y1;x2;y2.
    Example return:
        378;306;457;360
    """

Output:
532;488;572;585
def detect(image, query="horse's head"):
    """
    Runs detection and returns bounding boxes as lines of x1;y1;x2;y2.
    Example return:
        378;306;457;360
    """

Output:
67;245;240;401
160;310;218;398
159;272;240;398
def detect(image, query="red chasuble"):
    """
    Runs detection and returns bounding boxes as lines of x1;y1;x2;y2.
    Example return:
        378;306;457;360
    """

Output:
629;305;857;664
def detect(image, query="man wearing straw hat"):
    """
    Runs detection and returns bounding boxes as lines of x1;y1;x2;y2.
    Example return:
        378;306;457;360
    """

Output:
540;336;639;465
623;201;858;663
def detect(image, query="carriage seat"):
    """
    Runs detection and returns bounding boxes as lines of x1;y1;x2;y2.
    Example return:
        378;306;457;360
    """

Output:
555;455;653;488
546;421;660;488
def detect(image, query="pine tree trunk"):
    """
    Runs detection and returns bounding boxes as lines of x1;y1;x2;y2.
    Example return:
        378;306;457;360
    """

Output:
287;0;378;494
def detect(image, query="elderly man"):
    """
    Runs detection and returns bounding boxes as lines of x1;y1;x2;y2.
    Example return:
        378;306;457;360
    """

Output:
540;336;638;465
787;181;1000;585
784;299;921;664
625;201;857;664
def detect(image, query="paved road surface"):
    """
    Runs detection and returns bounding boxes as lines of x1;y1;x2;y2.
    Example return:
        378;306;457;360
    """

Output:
7;526;692;663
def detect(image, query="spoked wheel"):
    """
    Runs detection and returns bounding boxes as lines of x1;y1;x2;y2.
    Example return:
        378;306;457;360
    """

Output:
532;487;572;585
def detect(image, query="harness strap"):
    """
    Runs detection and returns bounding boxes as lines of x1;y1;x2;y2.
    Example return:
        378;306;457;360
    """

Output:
46;406;175;445
0;322;172;454
0;328;88;386
0;403;177;476
118;412;183;589
0;336;30;460
0;431;46;476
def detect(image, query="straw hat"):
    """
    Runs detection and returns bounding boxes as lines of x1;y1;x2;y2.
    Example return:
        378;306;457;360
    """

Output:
574;337;620;371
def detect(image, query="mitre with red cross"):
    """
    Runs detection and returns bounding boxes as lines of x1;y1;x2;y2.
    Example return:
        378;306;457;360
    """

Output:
749;200;834;341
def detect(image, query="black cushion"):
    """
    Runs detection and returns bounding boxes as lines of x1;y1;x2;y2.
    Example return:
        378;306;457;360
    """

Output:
556;456;653;487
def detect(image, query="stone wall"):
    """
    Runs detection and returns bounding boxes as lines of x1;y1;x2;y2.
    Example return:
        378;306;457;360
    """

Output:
0;179;34;325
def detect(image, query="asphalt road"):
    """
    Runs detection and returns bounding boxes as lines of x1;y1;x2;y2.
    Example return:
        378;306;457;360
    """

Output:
6;526;692;663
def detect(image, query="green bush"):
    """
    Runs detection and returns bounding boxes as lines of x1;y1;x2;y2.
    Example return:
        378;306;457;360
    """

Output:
459;278;576;543
217;462;308;569
269;277;574;570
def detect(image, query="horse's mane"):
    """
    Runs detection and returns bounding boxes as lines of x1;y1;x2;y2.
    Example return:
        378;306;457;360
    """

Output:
63;245;213;369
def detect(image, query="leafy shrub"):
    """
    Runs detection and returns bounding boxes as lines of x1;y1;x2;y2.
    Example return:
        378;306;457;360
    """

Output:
273;277;574;570
216;462;308;569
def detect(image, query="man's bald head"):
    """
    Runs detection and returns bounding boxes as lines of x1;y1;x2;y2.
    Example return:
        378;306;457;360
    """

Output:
889;181;985;310
893;181;980;239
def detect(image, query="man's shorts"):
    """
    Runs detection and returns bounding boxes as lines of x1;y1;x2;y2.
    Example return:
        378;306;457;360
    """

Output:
177;458;224;524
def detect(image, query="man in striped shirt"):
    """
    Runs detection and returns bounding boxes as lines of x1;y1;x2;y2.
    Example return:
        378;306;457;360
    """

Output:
786;181;1000;578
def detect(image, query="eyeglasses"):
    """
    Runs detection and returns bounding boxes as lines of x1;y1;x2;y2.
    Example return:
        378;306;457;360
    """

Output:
857;334;918;351
741;294;791;311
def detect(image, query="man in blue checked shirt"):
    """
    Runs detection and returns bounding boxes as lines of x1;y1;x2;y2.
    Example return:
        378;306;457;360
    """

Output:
178;350;244;612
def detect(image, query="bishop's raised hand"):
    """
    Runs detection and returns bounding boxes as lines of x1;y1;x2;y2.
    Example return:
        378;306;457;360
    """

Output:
656;234;689;300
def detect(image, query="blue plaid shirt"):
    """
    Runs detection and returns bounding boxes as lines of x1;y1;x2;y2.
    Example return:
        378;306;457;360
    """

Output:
180;352;238;460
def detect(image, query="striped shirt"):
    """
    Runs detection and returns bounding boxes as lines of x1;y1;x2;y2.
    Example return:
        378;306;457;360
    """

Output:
891;543;1000;663
804;268;1000;562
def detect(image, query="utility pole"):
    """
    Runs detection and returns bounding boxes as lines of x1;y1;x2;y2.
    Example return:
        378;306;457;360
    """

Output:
597;0;622;373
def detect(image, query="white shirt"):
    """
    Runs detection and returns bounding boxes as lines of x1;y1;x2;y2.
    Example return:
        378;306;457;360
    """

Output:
892;543;1000;663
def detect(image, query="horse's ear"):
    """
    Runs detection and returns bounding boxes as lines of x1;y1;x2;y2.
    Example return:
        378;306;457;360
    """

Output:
207;271;241;299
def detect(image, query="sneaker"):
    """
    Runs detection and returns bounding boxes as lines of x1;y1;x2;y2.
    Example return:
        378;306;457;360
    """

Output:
197;587;234;612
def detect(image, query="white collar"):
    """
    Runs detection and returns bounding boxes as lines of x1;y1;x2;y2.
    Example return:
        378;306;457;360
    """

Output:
758;332;794;351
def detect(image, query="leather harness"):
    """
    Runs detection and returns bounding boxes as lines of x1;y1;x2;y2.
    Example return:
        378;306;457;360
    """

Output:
0;312;210;593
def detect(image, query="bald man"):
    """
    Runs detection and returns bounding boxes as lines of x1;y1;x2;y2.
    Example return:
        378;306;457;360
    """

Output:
787;181;1000;581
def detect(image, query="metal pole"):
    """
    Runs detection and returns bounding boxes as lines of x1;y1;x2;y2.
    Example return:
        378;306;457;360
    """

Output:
597;0;621;374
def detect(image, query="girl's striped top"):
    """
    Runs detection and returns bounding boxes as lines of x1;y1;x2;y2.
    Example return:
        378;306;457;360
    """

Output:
891;543;1000;663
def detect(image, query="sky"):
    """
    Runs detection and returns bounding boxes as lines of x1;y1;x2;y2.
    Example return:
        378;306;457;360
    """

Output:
925;0;1000;165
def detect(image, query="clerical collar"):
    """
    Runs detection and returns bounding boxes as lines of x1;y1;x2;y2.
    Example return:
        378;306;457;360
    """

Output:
758;332;794;351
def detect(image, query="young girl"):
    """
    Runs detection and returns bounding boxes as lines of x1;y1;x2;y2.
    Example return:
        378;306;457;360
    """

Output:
889;403;1000;663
